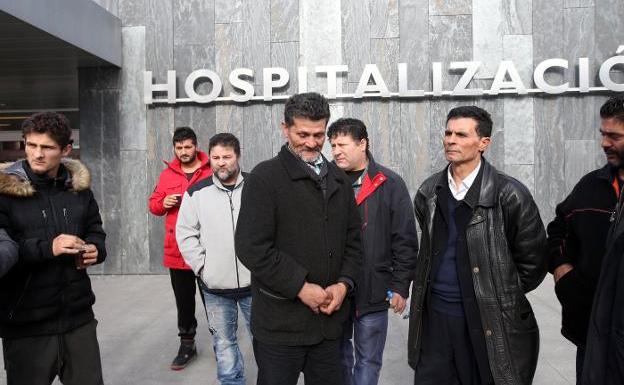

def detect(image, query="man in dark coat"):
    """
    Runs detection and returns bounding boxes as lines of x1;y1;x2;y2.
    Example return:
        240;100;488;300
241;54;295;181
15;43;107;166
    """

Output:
581;95;624;385
0;229;18;278
548;95;624;380
0;112;107;385
328;118;418;385
408;106;547;385
235;92;362;385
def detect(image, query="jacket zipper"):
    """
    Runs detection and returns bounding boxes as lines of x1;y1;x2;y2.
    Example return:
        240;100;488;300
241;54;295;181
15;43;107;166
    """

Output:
226;190;241;288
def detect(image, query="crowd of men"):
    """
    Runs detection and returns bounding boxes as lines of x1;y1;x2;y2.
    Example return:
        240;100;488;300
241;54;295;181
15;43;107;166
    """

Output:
0;93;623;385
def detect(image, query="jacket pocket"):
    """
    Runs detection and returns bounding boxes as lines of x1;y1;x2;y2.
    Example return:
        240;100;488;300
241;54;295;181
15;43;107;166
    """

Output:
369;261;393;304
254;286;308;335
554;269;592;344
259;287;288;300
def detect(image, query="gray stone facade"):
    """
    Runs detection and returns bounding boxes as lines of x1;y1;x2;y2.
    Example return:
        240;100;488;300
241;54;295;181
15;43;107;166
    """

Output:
83;0;624;273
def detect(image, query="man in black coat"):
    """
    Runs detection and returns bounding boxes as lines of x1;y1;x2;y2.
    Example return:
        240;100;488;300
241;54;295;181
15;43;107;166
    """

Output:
328;118;418;385
581;95;624;385
408;106;547;385
0;229;18;278
548;95;624;380
235;93;362;385
0;112;107;385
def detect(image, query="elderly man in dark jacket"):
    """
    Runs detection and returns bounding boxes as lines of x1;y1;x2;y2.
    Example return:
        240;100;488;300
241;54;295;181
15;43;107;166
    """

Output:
328;118;418;385
581;96;624;385
0;112;106;385
235;92;362;385
408;106;547;385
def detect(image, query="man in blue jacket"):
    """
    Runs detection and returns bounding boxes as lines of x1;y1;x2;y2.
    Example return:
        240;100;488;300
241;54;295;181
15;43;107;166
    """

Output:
328;118;418;385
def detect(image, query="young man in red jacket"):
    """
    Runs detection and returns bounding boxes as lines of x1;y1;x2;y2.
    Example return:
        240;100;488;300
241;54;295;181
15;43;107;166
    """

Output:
148;127;212;370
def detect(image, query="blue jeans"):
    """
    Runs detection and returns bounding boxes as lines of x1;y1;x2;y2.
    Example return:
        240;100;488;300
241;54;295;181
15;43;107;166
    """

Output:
201;290;252;385
341;310;388;385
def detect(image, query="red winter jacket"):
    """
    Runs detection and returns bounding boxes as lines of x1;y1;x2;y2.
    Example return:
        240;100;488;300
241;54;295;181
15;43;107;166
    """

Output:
149;151;212;269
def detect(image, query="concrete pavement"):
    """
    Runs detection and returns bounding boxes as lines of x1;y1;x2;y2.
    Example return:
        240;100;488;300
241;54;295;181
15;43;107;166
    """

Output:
1;274;576;384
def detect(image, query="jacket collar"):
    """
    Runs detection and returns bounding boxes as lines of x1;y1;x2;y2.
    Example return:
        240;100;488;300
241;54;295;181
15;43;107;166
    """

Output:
278;144;344;196
0;158;91;198
434;157;496;208
164;150;210;175
596;163;618;181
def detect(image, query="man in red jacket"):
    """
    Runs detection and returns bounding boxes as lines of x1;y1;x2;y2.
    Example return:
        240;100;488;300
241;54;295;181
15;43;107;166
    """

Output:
148;126;212;370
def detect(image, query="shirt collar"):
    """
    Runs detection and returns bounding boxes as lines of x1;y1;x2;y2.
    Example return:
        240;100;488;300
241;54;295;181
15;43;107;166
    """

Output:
447;161;481;196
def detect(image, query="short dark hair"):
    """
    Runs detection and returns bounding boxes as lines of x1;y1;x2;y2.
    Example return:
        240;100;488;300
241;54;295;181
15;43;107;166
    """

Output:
209;133;240;156
446;106;493;138
327;118;369;151
283;92;330;127
600;95;624;123
22;112;73;148
172;126;197;145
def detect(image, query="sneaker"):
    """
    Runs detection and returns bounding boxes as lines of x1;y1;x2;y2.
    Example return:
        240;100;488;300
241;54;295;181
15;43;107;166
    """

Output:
170;340;197;370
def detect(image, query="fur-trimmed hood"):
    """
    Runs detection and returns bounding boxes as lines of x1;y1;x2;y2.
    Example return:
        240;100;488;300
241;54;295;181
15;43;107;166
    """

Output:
0;158;91;198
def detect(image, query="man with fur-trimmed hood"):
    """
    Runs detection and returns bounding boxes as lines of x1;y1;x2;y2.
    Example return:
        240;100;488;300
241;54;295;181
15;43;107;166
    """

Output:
0;112;107;385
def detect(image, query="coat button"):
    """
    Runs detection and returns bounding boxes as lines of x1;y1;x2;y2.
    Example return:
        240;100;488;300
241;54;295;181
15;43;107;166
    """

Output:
472;266;480;273
485;329;492;337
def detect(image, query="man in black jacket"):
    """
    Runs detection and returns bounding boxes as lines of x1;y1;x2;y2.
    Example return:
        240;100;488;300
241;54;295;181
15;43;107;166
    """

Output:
0;112;107;385
408;106;547;385
547;95;624;380
580;95;624;385
235;93;362;385
328;118;418;385
0;229;18;278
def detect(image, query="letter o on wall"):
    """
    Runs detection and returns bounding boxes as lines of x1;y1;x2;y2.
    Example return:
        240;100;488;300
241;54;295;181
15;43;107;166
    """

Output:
184;70;223;103
599;56;624;92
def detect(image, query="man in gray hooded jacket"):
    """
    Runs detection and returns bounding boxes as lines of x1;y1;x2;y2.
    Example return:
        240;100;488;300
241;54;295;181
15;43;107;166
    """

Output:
176;132;252;385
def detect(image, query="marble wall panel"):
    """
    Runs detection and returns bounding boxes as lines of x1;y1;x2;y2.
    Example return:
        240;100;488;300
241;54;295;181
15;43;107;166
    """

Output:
243;0;271;87
118;0;146;26
99;89;122;274
146;107;175;273
503;0;532;35
473;0;504;79
271;0;299;42
300;0;343;92
563;7;595;140
564;140;602;194
399;101;430;196
506;164;535;195
370;0;399;39
429;15;472;90
399;0;430;89
120;150;150;273
428;0;471;16
478;96;505;170
271;41;299;96
595;0;624;67
370;38;400;95
270;104;286;156
215;0;243;23
120;26;147;151
173;0;214;45
146;0;173;74
342;0;371;83
242;104;274;170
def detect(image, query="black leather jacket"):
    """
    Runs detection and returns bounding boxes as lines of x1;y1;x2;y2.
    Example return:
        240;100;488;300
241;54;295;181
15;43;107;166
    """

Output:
408;159;547;385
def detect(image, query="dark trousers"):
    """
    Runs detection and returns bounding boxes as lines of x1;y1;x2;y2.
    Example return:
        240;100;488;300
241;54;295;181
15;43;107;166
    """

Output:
254;338;344;385
169;268;198;340
2;319;103;385
413;309;485;385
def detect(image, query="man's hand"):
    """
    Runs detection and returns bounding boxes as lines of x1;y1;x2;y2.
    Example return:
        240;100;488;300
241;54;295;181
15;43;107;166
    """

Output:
553;263;574;283
389;292;407;314
298;282;332;314
81;244;99;267
319;282;348;315
52;234;85;256
163;194;181;209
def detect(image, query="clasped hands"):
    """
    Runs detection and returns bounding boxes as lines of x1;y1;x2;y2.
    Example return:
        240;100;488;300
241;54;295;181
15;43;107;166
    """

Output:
297;281;348;315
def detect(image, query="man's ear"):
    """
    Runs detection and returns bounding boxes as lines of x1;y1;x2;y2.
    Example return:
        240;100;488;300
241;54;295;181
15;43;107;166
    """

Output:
478;136;491;153
61;144;73;157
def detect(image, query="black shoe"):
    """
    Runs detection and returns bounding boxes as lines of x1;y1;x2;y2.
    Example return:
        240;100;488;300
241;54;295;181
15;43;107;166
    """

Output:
170;340;197;370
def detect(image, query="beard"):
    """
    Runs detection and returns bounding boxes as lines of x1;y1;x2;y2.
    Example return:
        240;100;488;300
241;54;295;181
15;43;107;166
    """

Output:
215;167;239;184
177;152;197;165
605;148;624;169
